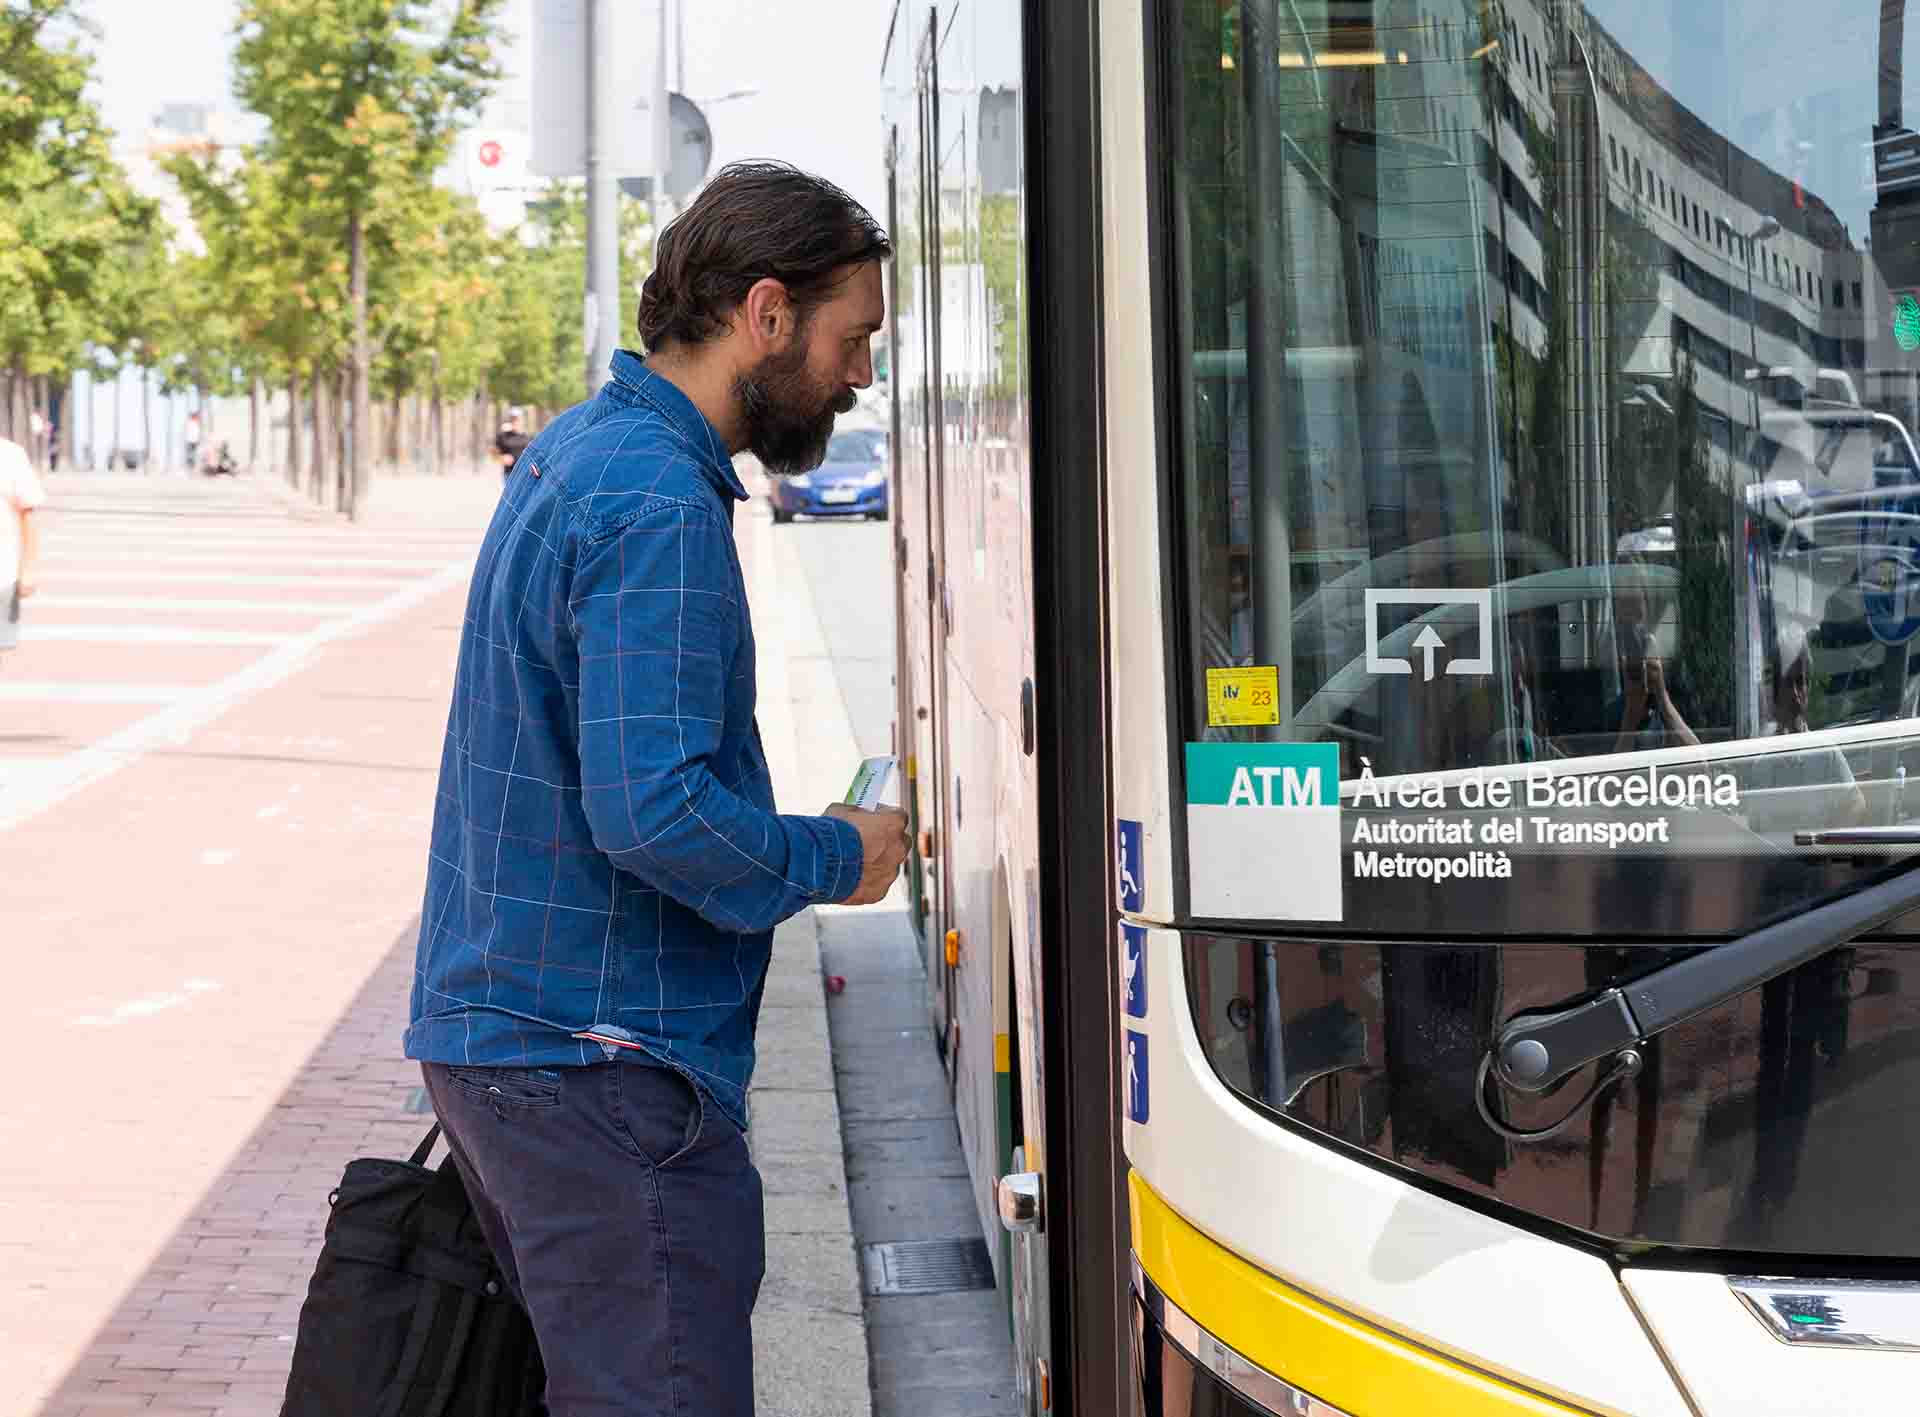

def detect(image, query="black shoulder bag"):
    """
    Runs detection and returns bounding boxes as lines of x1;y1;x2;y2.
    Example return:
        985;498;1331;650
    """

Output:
280;1125;545;1417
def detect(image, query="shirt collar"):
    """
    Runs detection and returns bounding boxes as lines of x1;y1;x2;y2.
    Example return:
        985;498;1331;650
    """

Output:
605;349;750;502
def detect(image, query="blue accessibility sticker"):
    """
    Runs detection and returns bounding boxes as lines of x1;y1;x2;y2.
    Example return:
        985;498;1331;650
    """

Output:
1121;924;1147;1019
1125;1030;1150;1124
1116;819;1144;913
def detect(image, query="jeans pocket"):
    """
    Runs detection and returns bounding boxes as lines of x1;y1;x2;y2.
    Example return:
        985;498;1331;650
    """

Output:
611;1063;706;1168
446;1065;565;1108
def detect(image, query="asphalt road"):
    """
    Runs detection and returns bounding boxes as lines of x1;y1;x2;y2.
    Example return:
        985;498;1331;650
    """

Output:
778;512;896;759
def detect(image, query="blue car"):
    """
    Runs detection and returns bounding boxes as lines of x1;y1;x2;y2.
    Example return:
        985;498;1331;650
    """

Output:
769;427;889;523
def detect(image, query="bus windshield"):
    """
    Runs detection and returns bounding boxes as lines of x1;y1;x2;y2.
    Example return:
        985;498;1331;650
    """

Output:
1168;0;1920;937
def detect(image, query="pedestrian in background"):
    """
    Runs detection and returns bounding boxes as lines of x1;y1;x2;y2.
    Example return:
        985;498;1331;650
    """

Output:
0;435;45;660
405;161;907;1417
493;406;529;480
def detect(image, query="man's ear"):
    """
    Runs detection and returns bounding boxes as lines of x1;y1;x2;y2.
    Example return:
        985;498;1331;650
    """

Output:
739;277;794;351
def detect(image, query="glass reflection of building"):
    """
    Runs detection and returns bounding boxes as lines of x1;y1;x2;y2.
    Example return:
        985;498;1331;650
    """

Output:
1185;0;1920;771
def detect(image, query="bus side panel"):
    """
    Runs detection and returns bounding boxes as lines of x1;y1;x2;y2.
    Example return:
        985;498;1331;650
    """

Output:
923;0;1047;1270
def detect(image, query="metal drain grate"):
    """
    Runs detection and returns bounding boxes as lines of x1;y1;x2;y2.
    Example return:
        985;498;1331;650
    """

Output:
862;1237;995;1296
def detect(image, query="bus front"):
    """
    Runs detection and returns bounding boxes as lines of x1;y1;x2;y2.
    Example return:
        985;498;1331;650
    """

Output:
1101;1;1920;1412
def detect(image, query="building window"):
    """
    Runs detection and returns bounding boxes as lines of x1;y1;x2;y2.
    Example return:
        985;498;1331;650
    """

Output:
1855;281;1864;305
1610;135;1619;169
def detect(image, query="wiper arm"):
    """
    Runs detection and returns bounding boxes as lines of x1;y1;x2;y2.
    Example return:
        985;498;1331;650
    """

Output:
1488;859;1920;1099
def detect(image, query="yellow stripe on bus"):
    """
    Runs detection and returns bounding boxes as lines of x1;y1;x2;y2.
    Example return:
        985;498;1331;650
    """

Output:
1130;1172;1595;1416
994;1031;1011;1073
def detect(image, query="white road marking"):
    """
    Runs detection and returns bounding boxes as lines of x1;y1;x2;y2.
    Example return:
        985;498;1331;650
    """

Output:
33;595;375;616
0;681;194;704
41;571;432;589
45;527;480;551
0;558;473;833
256;803;286;820
24;624;297;647
72;978;223;1028
0;760;62;794
200;848;236;866
43;551;456;571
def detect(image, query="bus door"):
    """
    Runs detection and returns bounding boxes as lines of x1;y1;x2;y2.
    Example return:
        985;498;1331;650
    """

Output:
915;7;959;1069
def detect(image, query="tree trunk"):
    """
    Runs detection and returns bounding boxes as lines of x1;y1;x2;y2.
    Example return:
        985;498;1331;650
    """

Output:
31;375;48;470
250;376;264;473
141;366;153;474
9;360;26;451
348;209;371;520
335;366;350;513
310;365;328;502
111;366;123;469
386;392;402;470
287;372;303;488
58;375;74;472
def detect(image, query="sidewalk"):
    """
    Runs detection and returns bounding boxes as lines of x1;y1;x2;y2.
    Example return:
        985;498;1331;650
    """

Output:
15;473;870;1417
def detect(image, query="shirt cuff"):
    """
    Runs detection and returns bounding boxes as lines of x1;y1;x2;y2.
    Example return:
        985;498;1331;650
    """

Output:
820;815;865;904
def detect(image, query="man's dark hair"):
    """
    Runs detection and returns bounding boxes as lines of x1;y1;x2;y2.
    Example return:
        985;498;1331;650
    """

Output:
637;161;891;351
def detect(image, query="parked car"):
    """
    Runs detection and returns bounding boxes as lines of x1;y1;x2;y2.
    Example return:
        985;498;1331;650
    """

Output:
769;427;889;524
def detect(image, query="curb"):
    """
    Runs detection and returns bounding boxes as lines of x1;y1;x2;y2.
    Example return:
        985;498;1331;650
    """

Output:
739;473;875;1417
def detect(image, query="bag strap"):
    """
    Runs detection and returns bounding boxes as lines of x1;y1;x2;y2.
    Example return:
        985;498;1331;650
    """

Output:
413;1288;483;1417
408;1124;443;1167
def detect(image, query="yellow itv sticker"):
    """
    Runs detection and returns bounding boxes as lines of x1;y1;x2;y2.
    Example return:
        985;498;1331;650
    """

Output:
1206;666;1280;726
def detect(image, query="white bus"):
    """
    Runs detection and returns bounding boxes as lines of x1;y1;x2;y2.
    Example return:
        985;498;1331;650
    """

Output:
885;0;1920;1412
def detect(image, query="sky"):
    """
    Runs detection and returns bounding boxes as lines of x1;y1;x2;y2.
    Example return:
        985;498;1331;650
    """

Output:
77;0;891;225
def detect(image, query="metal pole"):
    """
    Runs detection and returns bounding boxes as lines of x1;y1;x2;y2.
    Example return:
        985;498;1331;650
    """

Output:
585;0;620;395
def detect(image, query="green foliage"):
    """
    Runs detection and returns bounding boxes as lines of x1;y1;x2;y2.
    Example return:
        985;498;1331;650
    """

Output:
0;0;153;377
0;0;660;463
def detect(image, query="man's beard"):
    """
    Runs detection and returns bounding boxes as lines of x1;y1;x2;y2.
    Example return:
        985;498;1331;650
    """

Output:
735;337;855;476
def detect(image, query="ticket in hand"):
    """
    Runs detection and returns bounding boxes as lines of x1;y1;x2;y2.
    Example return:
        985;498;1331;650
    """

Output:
844;756;901;811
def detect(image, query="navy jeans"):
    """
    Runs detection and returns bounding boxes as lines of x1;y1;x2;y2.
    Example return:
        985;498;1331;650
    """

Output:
420;1060;765;1416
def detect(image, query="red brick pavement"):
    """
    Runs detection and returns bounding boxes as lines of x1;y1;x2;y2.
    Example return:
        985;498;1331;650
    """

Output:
30;926;428;1417
4;475;501;1417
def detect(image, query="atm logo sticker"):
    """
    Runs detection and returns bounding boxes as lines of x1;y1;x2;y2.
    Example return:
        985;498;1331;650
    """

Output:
1186;743;1338;807
1185;743;1344;923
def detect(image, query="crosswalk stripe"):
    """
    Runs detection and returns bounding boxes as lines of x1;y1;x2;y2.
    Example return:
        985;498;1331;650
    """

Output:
42;552;460;571
41;522;482;546
32;595;375;616
24;624;300;647
0;557;472;832
37;571;425;589
0;681;193;704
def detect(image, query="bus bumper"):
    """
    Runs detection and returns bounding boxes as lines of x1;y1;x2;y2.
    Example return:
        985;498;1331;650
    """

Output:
1134;1261;1355;1416
1130;1172;1597;1416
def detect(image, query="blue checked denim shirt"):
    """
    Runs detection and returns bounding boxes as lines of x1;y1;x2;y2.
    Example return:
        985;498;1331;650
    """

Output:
404;351;865;1128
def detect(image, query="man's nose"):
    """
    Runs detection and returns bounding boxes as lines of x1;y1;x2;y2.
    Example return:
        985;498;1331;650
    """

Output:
849;345;874;390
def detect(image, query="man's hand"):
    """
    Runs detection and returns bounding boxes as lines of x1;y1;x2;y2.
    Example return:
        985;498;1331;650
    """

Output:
825;804;910;906
14;571;34;599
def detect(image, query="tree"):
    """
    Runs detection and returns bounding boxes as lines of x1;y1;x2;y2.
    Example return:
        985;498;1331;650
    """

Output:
0;0;148;461
169;147;347;487
233;0;504;517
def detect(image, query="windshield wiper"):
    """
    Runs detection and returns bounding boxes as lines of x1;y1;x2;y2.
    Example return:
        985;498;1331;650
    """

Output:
1479;856;1920;1140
